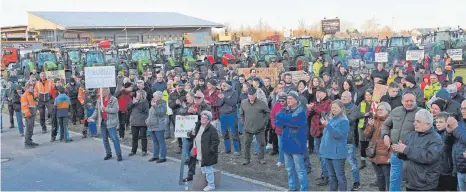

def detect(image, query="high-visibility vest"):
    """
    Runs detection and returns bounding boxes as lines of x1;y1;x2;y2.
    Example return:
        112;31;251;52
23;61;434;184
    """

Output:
21;91;36;118
78;87;85;105
34;79;54;99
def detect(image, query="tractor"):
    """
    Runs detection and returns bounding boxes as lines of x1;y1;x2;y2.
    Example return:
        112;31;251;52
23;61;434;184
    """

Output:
321;38;352;67
243;41;280;68
61;48;84;75
378;36;419;65
205;42;239;78
32;49;63;72
280;37;320;71
423;30;466;65
166;42;208;75
127;46;155;75
354;37;379;63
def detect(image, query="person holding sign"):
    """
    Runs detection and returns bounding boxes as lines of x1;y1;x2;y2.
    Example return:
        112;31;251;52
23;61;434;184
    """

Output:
88;88;122;161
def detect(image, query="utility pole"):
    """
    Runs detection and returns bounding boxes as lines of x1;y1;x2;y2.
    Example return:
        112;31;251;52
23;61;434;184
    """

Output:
125;18;128;44
392;17;395;33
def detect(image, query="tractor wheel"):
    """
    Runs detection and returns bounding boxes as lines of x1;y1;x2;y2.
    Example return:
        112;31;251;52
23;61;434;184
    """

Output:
295;56;307;71
257;61;267;68
213;64;226;79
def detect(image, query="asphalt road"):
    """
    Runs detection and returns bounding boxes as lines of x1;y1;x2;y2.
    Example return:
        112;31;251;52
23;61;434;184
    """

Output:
0;115;274;191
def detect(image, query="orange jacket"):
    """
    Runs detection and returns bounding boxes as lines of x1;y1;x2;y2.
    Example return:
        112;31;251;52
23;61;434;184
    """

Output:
21;91;36;118
78;87;85;105
34;79;55;101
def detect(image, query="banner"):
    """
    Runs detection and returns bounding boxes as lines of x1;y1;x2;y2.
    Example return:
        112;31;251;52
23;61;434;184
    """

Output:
375;52;388;62
406;50;424;61
175;115;198;138
237;67;280;86
447;49;463;61
288;71;311;85
45;70;66;81
84;66;116;89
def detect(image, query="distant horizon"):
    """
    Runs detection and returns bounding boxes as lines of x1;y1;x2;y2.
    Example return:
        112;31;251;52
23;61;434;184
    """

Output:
1;0;464;31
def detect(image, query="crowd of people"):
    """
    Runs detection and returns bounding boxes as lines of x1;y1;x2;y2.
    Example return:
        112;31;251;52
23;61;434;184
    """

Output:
2;52;466;191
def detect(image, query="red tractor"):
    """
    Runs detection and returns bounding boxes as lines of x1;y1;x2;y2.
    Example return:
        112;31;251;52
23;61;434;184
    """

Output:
1;47;20;71
205;42;239;78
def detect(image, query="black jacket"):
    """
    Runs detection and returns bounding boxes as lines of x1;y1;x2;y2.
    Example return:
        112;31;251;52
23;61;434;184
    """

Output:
354;84;370;105
381;94;403;110
67;84;79;100
453;94;465;105
371;69;389;82
436;129;455;176
189;123;220;167
12;91;22;112
168;90;187;115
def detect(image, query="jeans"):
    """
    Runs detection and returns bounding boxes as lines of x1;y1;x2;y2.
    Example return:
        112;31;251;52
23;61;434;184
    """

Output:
182;138;191;161
220;113;240;153
346;144;360;183
277;135;284;164
389;153;403;191
372;163;390;191
131;126;148;153
57;126;71;140
150;130;166;159
57;117;70;140
86;108;97;136
314;137;328;177
458;173;466;191
446;70;453;83
24;108;36;145
326;158;347;191
200;165;215;188
237;106;243;133
100;122;122;155
15;111;24;134
284;153;309;191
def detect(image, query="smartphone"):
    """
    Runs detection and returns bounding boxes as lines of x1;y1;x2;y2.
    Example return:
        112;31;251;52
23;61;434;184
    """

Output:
321;112;327;118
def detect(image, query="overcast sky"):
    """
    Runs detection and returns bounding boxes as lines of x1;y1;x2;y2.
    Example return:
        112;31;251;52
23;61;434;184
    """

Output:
1;0;464;31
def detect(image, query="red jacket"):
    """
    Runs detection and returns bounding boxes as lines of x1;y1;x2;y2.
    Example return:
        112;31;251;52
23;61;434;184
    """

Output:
117;89;132;113
270;102;284;135
203;89;220;120
420;74;431;90
309;97;332;137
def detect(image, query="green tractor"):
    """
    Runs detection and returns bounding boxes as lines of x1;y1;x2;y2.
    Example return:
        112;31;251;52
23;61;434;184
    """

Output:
423;30;466;65
32;49;63;72
321;38;351;67
166;42;208;75
244;41;280;68
61;48;84;75
377;36;418;65
84;50;106;67
127;47;155;75
280;37;320;71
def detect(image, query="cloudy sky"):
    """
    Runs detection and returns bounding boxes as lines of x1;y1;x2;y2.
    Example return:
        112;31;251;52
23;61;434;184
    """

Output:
1;0;464;31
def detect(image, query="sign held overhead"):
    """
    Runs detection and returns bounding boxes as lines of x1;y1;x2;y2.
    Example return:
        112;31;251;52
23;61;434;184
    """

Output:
84;66;116;88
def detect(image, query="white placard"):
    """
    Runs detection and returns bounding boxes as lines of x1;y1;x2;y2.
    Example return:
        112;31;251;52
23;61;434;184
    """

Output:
175;115;198;138
84;66;116;88
239;37;253;49
45;70;66;81
406;50;424;61
349;59;360;68
447;49;463;61
375;52;388;62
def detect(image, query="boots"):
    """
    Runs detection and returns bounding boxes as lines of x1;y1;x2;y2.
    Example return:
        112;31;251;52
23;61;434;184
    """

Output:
82;130;88;138
359;160;367;170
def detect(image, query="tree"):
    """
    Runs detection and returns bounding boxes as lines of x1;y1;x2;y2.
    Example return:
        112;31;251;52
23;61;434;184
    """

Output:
361;17;380;34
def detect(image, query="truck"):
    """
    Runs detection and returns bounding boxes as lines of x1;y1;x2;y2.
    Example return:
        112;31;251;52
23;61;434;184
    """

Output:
1;48;20;71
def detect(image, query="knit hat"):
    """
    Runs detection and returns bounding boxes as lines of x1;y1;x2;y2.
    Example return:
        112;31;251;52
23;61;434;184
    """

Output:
435;89;450;100
405;75;416;85
446;84;458;94
432;99;447;111
277;92;287;101
287;91;299;102
355;75;363;82
208;79;218;86
454;76;464;85
377;102;392;113
247;87;257;95
153;91;163;98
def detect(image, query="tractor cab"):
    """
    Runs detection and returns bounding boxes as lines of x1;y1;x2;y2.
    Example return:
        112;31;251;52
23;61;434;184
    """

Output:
32;49;61;72
128;47;154;74
84;50;106;67
61;48;83;74
206;42;238;77
246;41;279;68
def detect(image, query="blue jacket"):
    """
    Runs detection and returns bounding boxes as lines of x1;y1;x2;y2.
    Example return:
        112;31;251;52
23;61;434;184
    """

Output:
54;93;71;118
274;104;308;154
320;115;349;159
453;120;466;174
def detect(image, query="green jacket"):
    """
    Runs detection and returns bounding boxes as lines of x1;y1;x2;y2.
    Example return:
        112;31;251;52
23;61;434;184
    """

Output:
424;82;441;101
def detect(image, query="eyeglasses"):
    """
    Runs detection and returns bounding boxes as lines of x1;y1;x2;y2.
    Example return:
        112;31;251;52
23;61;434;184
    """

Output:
461;108;466;111
195;96;202;99
278;100;286;103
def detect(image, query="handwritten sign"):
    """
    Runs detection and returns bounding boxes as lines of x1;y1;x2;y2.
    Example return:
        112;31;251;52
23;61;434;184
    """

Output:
288;71;311;85
406;50;424;61
372;84;388;102
375;52;388;62
269;63;284;69
349;59;360;68
238;67;279;87
175;115;198;138
447;49;463;61
45;70;66;81
84;66;116;88
239;37;253;49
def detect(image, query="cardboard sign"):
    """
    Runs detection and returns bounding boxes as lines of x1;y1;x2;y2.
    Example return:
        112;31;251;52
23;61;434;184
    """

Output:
349;59;360;68
447;49;463;61
375;52;388;62
84;66;116;88
406;50;424;61
237;67;280;86
239;37;253;49
45;70;66;81
174;115;198;138
269;63;284;69
372;83;388;102
288;71;311;85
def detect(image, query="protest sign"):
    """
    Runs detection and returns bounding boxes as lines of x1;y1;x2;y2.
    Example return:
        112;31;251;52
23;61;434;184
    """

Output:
349;59;360;68
287;71;311;85
406;50;424;61
447;49;463;61
84;66;116;89
375;52;388;62
45;70;66;81
174;115;198;138
237;67;280;86
372;83;389;102
269;63;284;69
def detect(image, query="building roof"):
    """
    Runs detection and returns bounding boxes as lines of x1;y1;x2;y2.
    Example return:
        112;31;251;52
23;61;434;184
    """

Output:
29;11;223;29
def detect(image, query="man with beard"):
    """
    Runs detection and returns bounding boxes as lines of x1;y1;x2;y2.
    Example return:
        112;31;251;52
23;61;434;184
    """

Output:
151;73;166;93
283;73;297;94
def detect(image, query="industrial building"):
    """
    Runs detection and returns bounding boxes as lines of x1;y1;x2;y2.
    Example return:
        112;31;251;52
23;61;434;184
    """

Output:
13;11;222;47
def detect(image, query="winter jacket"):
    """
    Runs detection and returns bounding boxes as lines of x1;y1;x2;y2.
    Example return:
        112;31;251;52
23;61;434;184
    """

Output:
189;122;220;167
357;100;373;142
270;102;285;135
364;114;391;165
203;89;220;120
320;115;349;160
274;104;308;154
328;90;341;101
313;61;323;77
151;80;167;93
403;84;424;107
309;97;332;137
344;102;363;144
454;120;466;174
398;127;443;191
146;100;167;132
218;88;238;115
239;98;270;134
127;100;149;127
319;64;334;77
436;129;455;176
424;81;441;101
381;106;420;144
255;87;268;104
452;94;465;105
283;83;298;94
168;90;187;115
371;69;389;82
380;94;402;110
67;84;79;100
12;91;22;112
54;93;71;118
89;96;119;129
354;84;370;105
115;88;132;113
